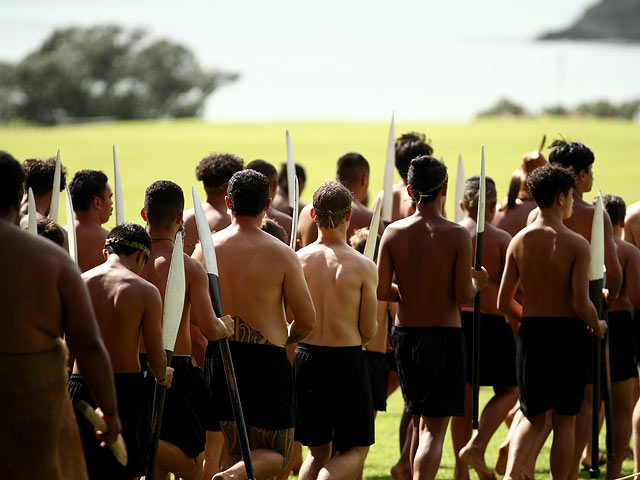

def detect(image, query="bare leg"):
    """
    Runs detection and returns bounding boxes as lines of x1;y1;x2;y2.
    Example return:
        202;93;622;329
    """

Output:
202;431;227;480
522;411;552;479
155;440;204;479
460;385;518;480
391;420;413;480
496;406;523;475
412;416;451;480
451;384;472;480
570;384;593;479
317;446;369;480
214;449;288;480
504;412;546;480
299;443;332;480
549;413;575;480
606;378;635;479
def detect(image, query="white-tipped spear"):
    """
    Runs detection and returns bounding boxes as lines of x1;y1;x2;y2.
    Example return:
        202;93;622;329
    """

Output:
192;187;256;480
455;154;466;222
147;231;185;480
113;145;125;226
589;193;606;477
49;150;61;222
27;188;37;235
364;198;382;261
471;146;486;430
382;112;395;224
289;176;300;250
64;186;78;265
286;130;296;217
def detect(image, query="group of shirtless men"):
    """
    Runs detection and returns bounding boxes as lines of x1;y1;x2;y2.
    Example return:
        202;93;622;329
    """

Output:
2;131;640;480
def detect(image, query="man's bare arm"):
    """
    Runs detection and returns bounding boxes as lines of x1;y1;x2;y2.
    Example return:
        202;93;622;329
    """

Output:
571;240;605;338
377;231;400;302
285;253;315;344
358;260;379;345
604;214;622;300
61;261;120;444
141;284;170;385
497;244;522;321
187;258;234;340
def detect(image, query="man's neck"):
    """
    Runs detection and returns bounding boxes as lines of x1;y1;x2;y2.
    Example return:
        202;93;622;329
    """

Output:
318;224;348;244
232;213;264;229
205;192;228;211
106;253;136;272
538;207;565;227
147;226;179;243
34;193;51;216
613;224;623;239
74;209;102;227
573;187;586;201
416;197;445;218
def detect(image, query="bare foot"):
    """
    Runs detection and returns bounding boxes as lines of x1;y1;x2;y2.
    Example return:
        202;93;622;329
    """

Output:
494;443;509;476
459;444;496;480
390;462;411;480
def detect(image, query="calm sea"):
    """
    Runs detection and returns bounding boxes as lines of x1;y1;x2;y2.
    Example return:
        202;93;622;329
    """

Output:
2;0;639;122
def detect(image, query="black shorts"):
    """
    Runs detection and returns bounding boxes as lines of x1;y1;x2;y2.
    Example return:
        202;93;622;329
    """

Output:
68;372;150;479
294;343;375;452
461;311;517;386
364;350;390;412
392;326;466;418
208;340;295;431
517;317;590;417
155;356;208;458
608;310;639;382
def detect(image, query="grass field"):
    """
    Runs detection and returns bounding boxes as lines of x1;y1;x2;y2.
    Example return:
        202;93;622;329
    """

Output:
3;117;639;478
2;116;639;228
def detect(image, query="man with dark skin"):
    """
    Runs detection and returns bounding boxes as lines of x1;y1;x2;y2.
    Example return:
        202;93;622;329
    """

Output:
373;132;434;223
140;180;234;480
0;151;119;480
245;159;294;243
183;152;244;256
527;140;622;476
69;169;114;272
298;152;377;247
193;169;315;480
295;182;378;480
272;162;307;215
599;195;640;480
69;222;173;480
18;156;67;228
499;165;607;480
623;201;640;248
377;156;488;480
452;176;519;480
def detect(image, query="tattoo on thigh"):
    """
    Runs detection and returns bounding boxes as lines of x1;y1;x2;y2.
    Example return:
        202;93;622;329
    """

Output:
220;421;294;465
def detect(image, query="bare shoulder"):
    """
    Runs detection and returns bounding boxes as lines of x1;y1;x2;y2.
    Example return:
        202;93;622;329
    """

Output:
626;201;640;219
564;226;591;252
184;253;207;277
487;223;512;246
183;208;196;222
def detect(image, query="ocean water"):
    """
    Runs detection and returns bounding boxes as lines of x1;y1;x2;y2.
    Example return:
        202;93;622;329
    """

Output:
2;0;639;121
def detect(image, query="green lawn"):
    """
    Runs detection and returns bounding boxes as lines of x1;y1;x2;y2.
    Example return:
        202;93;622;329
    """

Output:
2;116;639;227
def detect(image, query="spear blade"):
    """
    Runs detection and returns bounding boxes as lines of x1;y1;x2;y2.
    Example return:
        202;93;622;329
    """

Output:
113;145;125;226
455;154;466;222
382;112;395;224
286;130;296;216
64;186;78;265
289;176;299;250
27;188;37;235
49;150;61;222
364;198;382;261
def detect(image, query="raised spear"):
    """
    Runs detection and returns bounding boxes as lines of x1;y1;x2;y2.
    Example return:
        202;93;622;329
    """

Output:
455;154;466;222
382;112;395;226
64;186;78;265
289;176;300;250
49;150;61;222
471;146;486;430
192;187;256;480
286;130;296;218
147;231;185;480
364;198;382;261
27;188;37;235
589;193;605;479
113;145;125;226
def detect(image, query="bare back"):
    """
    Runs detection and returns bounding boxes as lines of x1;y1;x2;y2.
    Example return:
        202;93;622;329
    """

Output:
379;213;474;327
297;240;377;346
609;237;640;312
624;201;640;248
508;222;589;317
373;182;414;223
79;262;162;373
75;219;109;273
492;199;537;237
183;203;231;255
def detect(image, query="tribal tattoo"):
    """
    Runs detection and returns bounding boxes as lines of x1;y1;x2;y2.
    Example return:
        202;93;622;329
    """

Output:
220;421;294;463
233;316;278;346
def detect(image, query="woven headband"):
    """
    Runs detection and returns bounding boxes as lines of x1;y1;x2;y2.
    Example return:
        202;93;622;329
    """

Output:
104;237;151;255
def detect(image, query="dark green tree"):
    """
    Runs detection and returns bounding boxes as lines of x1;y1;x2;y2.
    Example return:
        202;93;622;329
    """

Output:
0;25;238;124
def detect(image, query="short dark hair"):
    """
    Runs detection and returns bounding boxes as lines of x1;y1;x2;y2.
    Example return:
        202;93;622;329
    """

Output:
600;194;626;227
227;170;270;217
349;227;380;260
277;163;307;192
313;181;353;229
69;170;108;211
246;160;278;185
196;153;244;194
336;152;369;185
462;176;497;209
23;157;67;195
105;222;152;257
0;151;25;211
548;139;594;176
396;132;434;178
261;218;288;244
407;156;448;205
144;181;184;229
37;218;65;246
527;165;576;209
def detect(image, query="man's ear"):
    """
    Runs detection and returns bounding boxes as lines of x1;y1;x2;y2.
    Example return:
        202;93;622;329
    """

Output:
264;198;272;212
459;200;466;213
345;209;353;222
176;211;183;225
310;208;315;220
441;182;448;196
407;186;416;201
140;208;147;222
102;249;108;260
92;194;101;210
621;218;626;229
225;196;231;210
